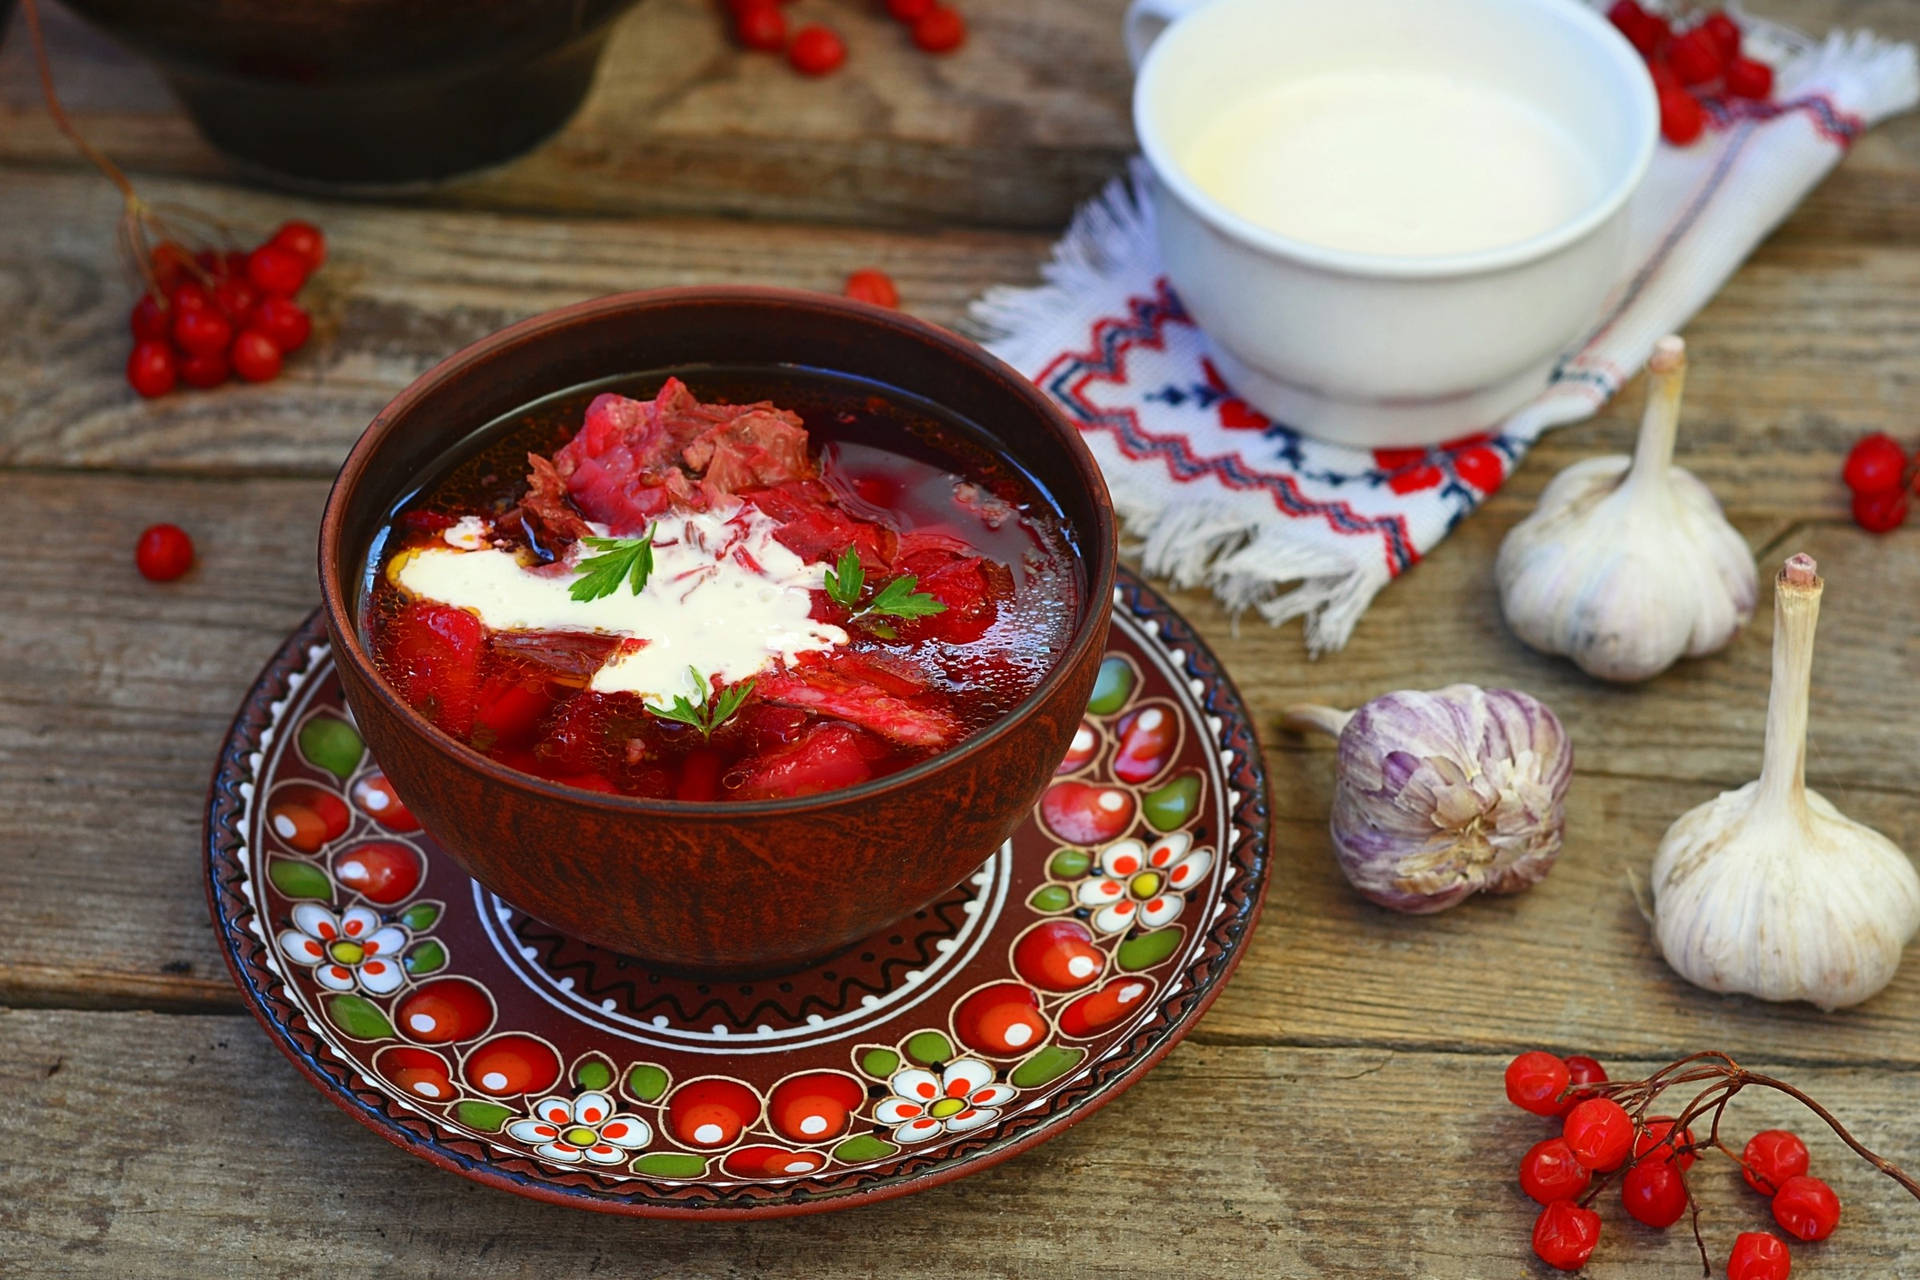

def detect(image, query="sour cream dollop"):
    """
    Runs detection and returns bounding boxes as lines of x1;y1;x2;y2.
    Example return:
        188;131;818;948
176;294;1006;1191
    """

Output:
390;505;848;708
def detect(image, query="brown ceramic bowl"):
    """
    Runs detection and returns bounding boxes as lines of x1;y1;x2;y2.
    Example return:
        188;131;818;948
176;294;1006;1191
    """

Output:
319;287;1116;975
58;0;640;189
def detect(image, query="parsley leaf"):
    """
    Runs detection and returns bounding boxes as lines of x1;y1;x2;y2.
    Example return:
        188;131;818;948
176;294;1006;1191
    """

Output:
823;545;947;629
823;546;864;609
569;526;656;603
647;667;755;741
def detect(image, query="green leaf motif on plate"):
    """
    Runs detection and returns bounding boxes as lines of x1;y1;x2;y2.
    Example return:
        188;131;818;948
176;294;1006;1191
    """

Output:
1027;884;1073;913
574;1057;614;1091
403;940;447;976
632;1152;707;1178
903;1031;952;1065
1087;656;1135;716
831;1134;897;1163
626;1063;670;1102
298;715;364;780
267;858;332;900
1116;926;1184;972
1047;847;1091;879
1142;774;1201;832
1010;1046;1085;1088
857;1047;900;1079
453;1100;513;1133
399;901;442;931
326;993;393;1041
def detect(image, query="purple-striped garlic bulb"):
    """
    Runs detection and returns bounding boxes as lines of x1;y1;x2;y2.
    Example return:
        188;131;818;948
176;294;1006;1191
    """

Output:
1283;685;1575;913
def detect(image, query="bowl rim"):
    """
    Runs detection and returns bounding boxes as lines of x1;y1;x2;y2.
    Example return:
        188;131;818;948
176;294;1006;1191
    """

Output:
318;285;1118;818
1132;0;1659;281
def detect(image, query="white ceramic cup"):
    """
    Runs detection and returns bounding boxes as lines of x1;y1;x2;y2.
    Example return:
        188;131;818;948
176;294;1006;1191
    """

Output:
1127;0;1657;446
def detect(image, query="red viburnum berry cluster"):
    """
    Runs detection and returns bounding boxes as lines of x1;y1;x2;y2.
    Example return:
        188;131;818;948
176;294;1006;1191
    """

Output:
1840;432;1918;533
126;222;324;398
1503;1050;1918;1274
1605;3;1775;145
723;0;965;77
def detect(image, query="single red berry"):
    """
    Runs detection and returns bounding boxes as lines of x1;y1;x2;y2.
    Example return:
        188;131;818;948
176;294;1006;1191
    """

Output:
171;304;234;359
735;2;787;50
1660;88;1706;145
1852;486;1910;534
1605;0;1645;31
1519;1137;1592;1205
1842;432;1906;494
130;295;170;342
125;340;178;398
1670;27;1726;85
911;6;966;53
1728;1231;1793;1280
135;523;195;581
1621;1158;1690;1228
1702;10;1743;60
845;268;900;308
1563;1097;1635;1171
246;244;310;297
1634;1115;1698;1169
886;0;935;21
1558;1055;1608;1113
179;348;230;389
1771;1175;1840;1242
1725;56;1773;99
168;281;213;313
788;25;846;75
270;220;327;270
1532;1201;1602;1272
230;329;284;383
1504;1051;1572;1117
1649;58;1682;96
1625;10;1672;58
213;274;261;321
252;296;313;353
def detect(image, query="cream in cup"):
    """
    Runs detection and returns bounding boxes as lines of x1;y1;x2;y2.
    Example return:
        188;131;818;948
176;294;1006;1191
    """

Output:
1127;0;1658;446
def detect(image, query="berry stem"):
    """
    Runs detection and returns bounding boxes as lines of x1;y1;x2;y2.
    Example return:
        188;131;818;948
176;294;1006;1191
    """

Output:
20;0;137;200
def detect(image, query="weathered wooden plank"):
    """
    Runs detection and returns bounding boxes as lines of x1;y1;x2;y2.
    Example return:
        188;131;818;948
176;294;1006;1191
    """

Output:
3;1010;1916;1277
3;472;1916;1059
2;0;1917;235
1;166;1918;483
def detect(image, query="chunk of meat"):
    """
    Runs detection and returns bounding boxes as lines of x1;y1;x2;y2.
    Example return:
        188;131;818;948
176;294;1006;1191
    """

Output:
683;405;813;496
513;452;595;546
744;480;895;567
732;722;877;800
488;630;621;687
757;663;958;749
381;603;486;738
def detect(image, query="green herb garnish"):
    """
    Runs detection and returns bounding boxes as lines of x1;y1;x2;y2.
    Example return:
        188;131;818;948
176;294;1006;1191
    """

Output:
648;667;755;740
569;525;657;602
823;546;946;628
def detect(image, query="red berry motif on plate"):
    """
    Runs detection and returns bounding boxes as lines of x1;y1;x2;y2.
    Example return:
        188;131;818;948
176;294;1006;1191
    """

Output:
350;771;421;831
1056;976;1153;1038
1743;1129;1810;1195
954;981;1048;1055
1056;719;1100;774
1532;1200;1601;1271
1518;1136;1591;1205
134;522;194;581
668;1078;762;1148
1770;1174;1840;1241
725;1145;828;1177
1111;702;1177;784
1621;1157;1690;1228
844;268;900;308
1728;1231;1792;1280
1012;920;1105;991
378;1046;458;1102
1563;1097;1634;1171
267;782;352;853
769;1072;864;1143
395;977;495;1043
1040;779;1135;844
464;1033;563;1097
1504;1049;1571;1117
332;839;425;905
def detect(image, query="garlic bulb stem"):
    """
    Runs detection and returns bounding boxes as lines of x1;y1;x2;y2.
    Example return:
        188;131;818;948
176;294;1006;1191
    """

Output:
1624;336;1687;514
1281;704;1354;739
1754;554;1819;823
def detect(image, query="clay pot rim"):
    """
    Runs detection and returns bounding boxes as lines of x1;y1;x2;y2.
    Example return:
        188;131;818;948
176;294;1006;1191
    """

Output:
318;285;1117;818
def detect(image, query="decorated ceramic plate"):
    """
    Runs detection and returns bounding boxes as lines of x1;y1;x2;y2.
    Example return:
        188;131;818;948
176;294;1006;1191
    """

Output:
206;570;1270;1218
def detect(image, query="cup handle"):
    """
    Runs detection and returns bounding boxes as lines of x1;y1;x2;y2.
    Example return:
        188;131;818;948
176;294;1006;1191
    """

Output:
1124;0;1206;69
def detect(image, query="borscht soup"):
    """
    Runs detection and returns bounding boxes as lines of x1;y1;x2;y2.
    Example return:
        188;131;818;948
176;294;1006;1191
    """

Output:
360;367;1083;803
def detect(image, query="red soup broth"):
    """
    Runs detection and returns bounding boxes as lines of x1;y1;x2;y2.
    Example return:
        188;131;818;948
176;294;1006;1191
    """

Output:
360;367;1083;802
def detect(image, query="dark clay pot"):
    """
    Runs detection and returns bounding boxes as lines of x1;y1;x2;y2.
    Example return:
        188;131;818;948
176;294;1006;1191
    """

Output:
58;0;639;189
319;287;1117;974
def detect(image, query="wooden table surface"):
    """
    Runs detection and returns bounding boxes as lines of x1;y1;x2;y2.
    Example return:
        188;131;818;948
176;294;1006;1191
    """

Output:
3;0;1918;1274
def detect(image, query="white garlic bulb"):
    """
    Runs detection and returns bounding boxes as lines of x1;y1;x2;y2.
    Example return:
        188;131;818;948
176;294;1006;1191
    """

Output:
1651;554;1920;1011
1497;336;1757;682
